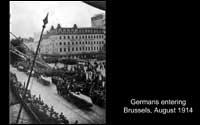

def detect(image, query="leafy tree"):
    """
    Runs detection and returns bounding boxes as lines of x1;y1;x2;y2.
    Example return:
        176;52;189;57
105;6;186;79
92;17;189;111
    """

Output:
10;38;26;54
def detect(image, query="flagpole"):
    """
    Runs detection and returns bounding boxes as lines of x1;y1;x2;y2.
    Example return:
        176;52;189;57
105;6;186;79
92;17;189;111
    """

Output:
16;13;48;124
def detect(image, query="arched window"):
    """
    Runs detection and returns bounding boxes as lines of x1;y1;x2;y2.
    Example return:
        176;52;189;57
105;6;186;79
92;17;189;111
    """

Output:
60;36;62;40
64;36;66;39
60;42;62;45
68;36;70;39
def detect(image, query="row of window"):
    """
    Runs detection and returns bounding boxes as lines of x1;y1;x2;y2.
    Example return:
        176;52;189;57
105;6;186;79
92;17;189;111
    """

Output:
57;28;103;34
57;41;105;46
59;46;104;52
59;34;104;40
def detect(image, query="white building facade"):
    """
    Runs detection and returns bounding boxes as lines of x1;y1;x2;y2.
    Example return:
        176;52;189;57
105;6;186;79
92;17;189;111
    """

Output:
40;24;105;58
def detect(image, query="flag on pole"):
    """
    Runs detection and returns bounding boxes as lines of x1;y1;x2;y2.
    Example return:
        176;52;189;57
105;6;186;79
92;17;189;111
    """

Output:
43;13;48;25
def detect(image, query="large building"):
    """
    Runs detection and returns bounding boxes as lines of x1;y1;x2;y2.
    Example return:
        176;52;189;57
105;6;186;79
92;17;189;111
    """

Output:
91;13;105;29
40;24;105;59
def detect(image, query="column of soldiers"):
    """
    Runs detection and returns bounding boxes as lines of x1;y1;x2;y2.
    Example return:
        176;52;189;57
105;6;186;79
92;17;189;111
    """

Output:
10;72;75;124
54;60;106;107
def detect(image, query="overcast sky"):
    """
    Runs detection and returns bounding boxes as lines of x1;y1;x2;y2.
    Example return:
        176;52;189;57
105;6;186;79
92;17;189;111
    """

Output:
10;1;105;38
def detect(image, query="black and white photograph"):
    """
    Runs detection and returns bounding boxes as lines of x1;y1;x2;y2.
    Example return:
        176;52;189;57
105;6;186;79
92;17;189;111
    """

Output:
9;1;106;124
9;0;199;124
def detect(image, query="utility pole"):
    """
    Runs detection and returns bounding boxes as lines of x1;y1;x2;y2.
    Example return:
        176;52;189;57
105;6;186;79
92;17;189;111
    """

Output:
16;13;48;124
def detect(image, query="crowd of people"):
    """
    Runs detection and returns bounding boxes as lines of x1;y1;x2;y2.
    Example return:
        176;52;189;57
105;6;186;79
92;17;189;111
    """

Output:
52;60;106;107
10;72;76;124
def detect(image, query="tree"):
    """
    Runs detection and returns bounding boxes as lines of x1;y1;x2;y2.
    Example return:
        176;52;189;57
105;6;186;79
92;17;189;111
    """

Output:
10;38;26;54
11;38;23;47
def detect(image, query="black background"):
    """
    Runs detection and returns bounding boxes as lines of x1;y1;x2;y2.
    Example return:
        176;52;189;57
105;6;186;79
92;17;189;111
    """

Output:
5;1;199;124
106;1;199;124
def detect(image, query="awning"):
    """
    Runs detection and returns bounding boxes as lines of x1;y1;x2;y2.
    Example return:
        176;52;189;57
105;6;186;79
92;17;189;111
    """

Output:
83;1;106;10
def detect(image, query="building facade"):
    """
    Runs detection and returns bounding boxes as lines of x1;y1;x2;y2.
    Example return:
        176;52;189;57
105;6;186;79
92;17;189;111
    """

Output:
40;24;105;59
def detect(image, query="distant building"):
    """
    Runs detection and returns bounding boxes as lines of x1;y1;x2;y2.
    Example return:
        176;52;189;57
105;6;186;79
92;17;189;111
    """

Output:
24;41;38;52
91;13;105;29
40;24;105;59
22;37;37;51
